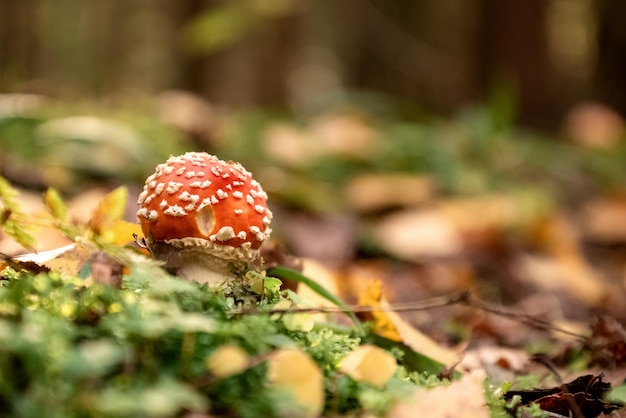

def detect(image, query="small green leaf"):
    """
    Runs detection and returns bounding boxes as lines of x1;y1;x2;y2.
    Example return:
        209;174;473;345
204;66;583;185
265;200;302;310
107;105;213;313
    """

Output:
246;270;281;294
501;381;514;395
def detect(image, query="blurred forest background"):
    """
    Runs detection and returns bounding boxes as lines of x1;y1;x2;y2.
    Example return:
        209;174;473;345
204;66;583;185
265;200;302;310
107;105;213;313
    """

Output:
2;0;626;122
3;0;626;325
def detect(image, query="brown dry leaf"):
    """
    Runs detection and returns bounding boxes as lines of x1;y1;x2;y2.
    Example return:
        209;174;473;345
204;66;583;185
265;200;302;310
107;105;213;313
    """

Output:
375;208;463;260
262;123;321;168
460;346;529;382
343;174;434;212
522;214;607;305
516;254;606;306
390;370;489;418
563;102;624;148
339;344;397;387
263;113;379;168
588;315;626;367
440;193;550;248
267;349;324;418
581;197;626;243
309;112;380;159
505;374;622;417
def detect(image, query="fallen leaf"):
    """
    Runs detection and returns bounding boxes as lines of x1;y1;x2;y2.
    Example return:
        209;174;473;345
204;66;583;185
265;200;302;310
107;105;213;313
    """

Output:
89;187;128;238
358;279;402;341
516;254;606;306
339;344;397;387
14;243;91;276
588;315;626;367
383;299;459;367
563;102;624;148
376;209;463;260
205;345;249;378
267;349;324;418
505;374;622;417
390;370;489;418
272;300;315;332
310;112;380;159
296;260;340;304
262;123;321;168
344;174;434;212
109;221;143;246
581;197;626;243
355;277;459;367
460;346;529;382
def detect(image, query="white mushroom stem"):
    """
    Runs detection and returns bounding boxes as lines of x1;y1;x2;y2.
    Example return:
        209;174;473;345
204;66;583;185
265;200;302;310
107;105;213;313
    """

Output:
151;240;259;285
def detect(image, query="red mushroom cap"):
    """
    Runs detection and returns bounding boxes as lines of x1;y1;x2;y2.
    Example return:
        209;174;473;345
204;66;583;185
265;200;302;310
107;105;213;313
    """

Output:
137;152;272;261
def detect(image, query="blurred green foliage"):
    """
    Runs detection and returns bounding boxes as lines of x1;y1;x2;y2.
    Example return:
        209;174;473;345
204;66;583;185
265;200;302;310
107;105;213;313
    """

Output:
0;245;441;417
2;95;625;208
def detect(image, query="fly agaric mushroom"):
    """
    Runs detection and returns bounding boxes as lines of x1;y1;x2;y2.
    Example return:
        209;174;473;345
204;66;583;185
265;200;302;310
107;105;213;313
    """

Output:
137;152;272;284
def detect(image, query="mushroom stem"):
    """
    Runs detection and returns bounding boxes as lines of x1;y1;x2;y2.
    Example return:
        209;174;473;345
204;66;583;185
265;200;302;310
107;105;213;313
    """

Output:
151;241;248;285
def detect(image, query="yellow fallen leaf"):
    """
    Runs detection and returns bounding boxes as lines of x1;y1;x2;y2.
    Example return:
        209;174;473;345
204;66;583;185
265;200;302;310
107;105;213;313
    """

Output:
358;279;458;367
206;345;249;378
88;187;128;239
339;344;397;387
109;220;142;245
358;280;401;341
267;349;324;418
384;302;459;367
